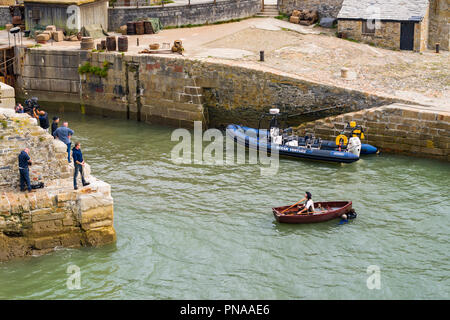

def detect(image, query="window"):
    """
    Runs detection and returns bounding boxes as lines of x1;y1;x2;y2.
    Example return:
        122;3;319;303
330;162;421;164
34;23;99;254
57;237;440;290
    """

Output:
31;9;41;20
362;20;376;34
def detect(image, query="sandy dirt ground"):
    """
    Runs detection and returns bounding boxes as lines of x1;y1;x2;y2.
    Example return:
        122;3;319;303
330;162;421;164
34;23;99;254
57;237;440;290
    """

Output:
1;17;448;109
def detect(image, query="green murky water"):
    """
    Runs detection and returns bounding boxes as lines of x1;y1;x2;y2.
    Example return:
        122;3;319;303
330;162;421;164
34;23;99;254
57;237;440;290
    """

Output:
1;111;449;299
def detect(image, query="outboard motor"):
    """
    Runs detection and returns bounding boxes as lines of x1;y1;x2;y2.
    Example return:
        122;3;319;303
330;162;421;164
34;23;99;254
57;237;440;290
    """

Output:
347;137;362;157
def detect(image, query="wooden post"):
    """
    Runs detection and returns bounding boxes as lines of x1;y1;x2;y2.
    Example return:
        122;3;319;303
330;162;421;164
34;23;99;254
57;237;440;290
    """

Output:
3;50;6;83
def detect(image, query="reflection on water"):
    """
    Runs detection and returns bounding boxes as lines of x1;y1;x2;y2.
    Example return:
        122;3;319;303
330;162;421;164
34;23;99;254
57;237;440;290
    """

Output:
1;112;449;299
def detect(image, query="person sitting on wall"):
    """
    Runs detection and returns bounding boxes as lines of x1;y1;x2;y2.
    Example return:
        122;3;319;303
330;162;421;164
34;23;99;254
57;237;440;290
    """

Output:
297;191;315;215
15;103;24;113
51;116;59;137
53;122;74;163
72;142;90;190
18;148;33;192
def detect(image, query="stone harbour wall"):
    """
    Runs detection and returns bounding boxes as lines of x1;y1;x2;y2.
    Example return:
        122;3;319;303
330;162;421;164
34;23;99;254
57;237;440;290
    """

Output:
0;109;70;190
294;103;450;161
0;107;116;261
0;181;117;261
279;0;344;18
16;47;409;129
108;0;262;31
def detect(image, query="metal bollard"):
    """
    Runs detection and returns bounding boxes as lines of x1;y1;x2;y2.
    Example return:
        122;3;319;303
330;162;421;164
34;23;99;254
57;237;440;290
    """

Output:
436;43;440;53
260;50;264;62
137;38;139;47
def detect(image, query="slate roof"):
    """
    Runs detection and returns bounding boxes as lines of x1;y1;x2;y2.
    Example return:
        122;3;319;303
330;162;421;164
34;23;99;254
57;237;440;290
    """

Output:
337;0;429;21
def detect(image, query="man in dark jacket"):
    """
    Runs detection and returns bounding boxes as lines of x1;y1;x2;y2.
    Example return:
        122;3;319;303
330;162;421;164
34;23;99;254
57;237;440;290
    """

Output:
18;148;32;192
33;108;49;130
72;142;90;190
51;116;59;137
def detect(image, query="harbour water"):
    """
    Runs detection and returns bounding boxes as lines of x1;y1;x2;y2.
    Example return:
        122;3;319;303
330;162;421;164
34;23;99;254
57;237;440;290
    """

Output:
1;112;449;299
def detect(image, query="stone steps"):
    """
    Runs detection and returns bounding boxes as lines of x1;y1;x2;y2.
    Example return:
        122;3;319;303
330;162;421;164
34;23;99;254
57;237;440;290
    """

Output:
184;86;203;95
177;93;203;104
176;86;204;104
257;5;279;17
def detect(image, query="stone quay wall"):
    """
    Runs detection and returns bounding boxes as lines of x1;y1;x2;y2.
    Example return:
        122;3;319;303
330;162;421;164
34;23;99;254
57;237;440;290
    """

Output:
278;0;344;18
294;103;450;161
108;0;262;31
0;106;116;261
0;109;70;190
0;6;10;27
16;47;409;129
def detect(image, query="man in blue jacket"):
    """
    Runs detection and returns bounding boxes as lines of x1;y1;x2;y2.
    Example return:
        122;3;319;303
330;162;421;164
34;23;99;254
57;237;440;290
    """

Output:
72;142;90;190
53;122;74;163
18;148;32;192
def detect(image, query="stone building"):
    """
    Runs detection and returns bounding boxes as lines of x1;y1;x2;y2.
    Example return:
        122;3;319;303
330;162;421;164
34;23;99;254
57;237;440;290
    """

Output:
24;0;109;32
428;0;449;51
337;0;449;52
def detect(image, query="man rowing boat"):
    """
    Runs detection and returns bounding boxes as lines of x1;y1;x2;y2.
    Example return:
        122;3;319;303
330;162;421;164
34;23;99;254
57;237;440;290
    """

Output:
297;191;314;215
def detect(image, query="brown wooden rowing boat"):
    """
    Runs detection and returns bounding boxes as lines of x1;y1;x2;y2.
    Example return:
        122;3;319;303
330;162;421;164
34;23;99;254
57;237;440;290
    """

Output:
272;201;352;224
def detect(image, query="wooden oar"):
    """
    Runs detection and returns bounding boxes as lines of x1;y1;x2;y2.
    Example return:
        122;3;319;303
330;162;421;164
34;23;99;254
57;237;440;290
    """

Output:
281;198;305;214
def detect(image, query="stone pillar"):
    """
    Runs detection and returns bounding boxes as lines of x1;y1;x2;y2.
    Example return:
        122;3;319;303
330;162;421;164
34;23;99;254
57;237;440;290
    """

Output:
0;82;15;109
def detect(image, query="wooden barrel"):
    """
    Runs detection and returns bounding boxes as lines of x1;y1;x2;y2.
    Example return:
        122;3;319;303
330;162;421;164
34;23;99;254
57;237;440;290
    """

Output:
106;36;116;51
135;21;144;35
144;21;153;34
126;22;135;35
100;39;106;50
118;36;128;52
80;37;94;50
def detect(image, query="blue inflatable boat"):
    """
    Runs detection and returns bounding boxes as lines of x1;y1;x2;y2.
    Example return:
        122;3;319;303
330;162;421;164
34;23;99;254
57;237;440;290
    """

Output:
226;124;361;164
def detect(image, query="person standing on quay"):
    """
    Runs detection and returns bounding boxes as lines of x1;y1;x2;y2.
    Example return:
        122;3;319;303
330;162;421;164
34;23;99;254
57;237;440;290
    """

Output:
51;116;59;137
18;148;32;192
33;108;49;131
72;142;90;190
53;122;74;163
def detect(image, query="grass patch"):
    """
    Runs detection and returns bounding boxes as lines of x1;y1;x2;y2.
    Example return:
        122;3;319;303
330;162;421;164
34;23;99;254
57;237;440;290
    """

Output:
78;61;111;78
275;13;289;21
151;0;174;5
1;120;7;129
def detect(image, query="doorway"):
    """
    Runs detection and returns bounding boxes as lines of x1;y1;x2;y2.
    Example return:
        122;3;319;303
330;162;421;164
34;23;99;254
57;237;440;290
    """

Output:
400;22;415;51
